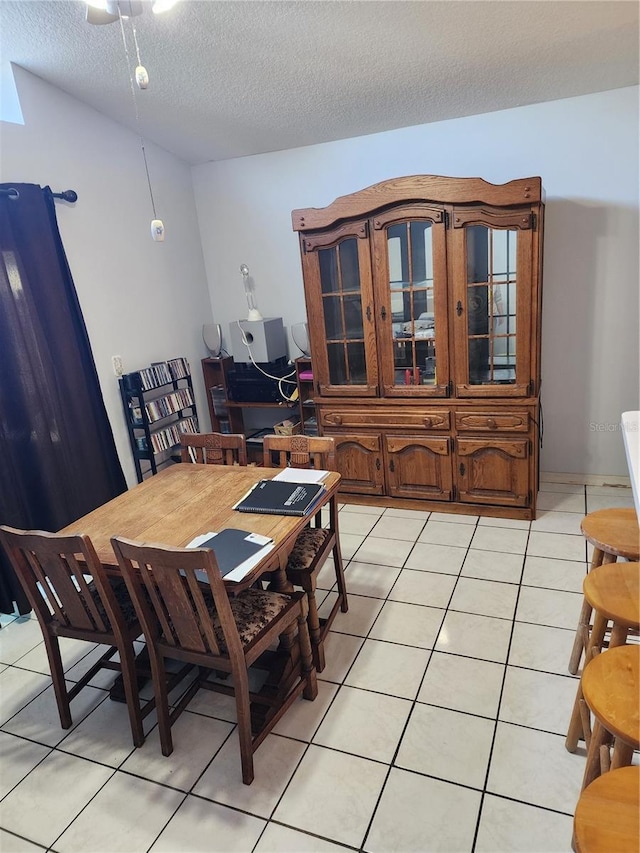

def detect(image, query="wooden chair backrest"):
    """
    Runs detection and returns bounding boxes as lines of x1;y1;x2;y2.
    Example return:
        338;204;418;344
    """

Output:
180;432;247;466
111;537;242;661
0;525;124;637
263;435;336;470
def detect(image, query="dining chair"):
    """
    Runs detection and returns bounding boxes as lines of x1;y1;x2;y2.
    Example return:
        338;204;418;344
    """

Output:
0;525;153;747
262;434;347;672
262;434;336;470
180;432;247;466
110;536;317;785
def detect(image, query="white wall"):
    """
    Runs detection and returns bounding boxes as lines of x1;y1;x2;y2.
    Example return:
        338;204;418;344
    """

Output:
1;66;213;486
3;73;636;480
192;86;639;477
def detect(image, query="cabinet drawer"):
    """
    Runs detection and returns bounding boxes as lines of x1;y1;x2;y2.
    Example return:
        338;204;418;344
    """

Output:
455;411;529;433
321;408;450;431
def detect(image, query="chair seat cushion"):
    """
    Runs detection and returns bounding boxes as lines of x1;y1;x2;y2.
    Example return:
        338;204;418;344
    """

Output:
202;588;293;651
88;579;139;629
286;527;332;574
54;578;139;636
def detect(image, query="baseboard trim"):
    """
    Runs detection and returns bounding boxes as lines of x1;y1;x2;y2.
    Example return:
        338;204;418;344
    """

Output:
540;471;631;487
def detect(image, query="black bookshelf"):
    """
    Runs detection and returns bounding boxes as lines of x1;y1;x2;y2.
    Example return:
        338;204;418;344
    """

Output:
119;357;199;482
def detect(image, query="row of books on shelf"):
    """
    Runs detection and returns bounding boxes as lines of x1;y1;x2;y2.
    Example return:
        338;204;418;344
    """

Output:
135;416;198;454
210;385;228;417
123;358;191;392
167;357;191;380
145;388;194;423
304;416;318;436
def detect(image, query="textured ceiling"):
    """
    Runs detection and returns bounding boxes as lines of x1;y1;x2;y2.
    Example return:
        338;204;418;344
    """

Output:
1;0;638;165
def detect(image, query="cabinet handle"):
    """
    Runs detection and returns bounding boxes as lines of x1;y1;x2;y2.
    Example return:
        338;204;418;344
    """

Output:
381;306;387;320
423;417;432;428
376;458;381;471
389;459;395;472
487;418;497;429
333;414;342;425
366;305;372;321
459;462;465;476
456;300;463;317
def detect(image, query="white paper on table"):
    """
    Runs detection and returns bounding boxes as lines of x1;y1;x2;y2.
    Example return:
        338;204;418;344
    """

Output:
271;468;329;485
223;541;275;582
185;531;275;583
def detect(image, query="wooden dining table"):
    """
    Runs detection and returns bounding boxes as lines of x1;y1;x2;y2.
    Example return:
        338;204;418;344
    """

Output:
60;463;341;708
59;463;341;594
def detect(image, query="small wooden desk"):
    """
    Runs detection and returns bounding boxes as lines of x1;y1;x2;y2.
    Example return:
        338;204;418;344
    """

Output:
59;464;341;593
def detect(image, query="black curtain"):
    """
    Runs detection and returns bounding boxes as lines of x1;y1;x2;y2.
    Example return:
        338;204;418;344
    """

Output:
0;183;127;614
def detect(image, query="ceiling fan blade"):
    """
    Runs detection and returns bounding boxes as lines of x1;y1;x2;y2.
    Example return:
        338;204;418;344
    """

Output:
86;5;120;24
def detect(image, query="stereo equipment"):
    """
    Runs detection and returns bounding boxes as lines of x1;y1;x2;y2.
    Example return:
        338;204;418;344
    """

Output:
229;317;287;363
226;358;292;403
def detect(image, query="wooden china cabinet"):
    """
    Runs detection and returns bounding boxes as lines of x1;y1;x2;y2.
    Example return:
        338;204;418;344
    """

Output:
292;175;544;519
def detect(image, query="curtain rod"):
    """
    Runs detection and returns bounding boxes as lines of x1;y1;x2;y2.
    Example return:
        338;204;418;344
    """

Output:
0;188;78;202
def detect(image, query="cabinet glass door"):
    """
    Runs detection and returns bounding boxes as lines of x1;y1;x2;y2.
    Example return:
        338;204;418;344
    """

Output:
451;207;535;398
300;223;378;396
372;206;449;397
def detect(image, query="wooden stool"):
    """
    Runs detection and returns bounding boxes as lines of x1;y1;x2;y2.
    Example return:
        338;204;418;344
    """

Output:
573;765;639;853
566;562;640;752
569;508;639;675
578;645;639;791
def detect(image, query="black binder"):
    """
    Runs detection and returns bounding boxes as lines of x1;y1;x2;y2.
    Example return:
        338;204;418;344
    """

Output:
234;480;325;516
197;528;272;576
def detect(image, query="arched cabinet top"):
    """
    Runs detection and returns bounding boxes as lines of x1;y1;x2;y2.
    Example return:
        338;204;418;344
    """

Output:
292;174;543;232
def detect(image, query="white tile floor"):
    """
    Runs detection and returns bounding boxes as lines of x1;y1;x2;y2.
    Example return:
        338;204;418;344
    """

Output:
0;481;635;852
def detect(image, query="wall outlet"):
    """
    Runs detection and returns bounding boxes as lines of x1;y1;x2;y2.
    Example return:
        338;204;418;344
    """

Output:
111;355;123;376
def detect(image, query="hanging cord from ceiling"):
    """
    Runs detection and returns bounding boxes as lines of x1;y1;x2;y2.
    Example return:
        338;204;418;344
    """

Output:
118;11;158;223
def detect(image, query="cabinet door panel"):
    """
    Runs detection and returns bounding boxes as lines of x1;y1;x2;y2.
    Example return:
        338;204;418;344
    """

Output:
456;438;529;506
450;207;536;398
301;224;378;397
385;435;452;500
331;433;384;494
372;206;450;397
